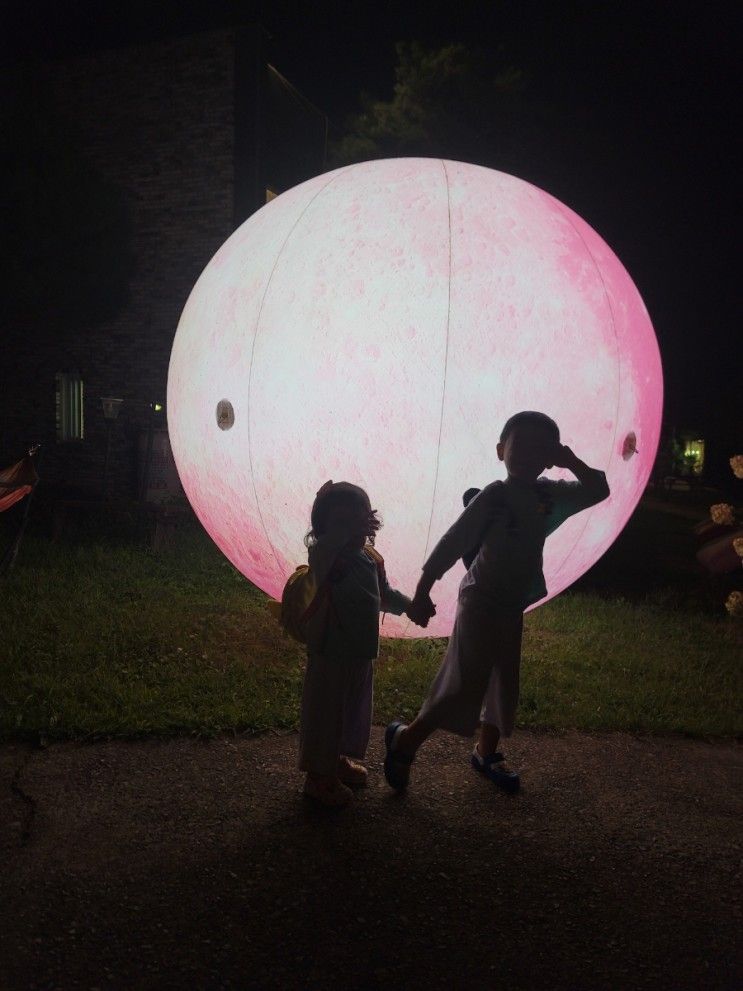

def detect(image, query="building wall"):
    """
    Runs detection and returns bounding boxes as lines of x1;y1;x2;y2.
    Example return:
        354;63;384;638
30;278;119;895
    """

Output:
2;29;240;497
2;26;327;501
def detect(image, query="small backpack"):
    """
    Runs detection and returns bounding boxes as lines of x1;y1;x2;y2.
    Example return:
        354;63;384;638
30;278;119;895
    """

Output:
271;544;386;645
460;480;555;569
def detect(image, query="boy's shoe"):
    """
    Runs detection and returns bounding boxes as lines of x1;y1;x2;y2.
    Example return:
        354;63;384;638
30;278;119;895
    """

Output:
471;746;520;793
384;721;414;791
338;756;368;787
303;774;354;807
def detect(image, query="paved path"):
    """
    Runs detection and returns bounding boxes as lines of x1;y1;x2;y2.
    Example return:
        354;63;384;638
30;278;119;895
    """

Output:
2;728;740;990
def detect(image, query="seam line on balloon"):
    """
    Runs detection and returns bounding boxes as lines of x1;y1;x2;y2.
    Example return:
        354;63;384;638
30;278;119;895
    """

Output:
544;196;622;586
246;168;352;587
414;159;453;636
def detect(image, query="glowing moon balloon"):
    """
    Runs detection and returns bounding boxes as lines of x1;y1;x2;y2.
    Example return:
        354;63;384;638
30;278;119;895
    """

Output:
167;158;663;637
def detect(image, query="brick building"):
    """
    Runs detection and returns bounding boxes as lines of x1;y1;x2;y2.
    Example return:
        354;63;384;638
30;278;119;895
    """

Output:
1;26;327;500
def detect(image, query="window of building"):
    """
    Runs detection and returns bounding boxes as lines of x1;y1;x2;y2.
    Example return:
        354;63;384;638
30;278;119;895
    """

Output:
55;372;84;442
265;187;278;202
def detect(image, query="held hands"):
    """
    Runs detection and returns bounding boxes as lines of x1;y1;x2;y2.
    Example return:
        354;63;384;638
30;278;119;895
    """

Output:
406;591;437;628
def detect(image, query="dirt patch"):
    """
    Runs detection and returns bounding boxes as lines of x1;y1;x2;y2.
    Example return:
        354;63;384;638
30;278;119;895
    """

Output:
1;728;741;990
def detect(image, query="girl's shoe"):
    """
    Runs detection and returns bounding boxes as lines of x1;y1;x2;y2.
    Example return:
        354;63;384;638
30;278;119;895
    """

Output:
384;721;414;790
338;756;368;787
303;774;354;807
471;747;520;793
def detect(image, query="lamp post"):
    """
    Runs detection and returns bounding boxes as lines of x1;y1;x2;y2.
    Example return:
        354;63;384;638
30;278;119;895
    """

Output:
138;401;165;504
101;397;123;500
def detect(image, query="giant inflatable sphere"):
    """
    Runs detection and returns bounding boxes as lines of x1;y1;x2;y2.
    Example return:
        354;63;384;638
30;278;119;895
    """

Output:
167;158;663;637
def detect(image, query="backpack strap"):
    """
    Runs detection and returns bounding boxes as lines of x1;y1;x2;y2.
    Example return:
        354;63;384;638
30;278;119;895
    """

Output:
364;544;390;625
299;557;350;640
462;481;508;569
299;580;331;625
363;544;386;590
300;544;356;627
300;545;386;643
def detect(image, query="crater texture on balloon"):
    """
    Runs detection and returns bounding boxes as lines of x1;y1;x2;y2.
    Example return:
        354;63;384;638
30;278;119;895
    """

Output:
167;159;663;637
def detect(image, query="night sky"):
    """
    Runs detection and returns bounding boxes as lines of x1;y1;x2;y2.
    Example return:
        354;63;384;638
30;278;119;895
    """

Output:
4;1;740;445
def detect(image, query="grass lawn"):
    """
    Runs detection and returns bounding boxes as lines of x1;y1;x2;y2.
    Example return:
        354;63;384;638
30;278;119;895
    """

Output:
0;495;740;743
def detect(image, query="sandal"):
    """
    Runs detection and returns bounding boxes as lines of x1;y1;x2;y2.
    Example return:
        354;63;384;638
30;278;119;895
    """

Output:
384;722;414;791
338;756;368;787
303;774;354;807
471;747;520;793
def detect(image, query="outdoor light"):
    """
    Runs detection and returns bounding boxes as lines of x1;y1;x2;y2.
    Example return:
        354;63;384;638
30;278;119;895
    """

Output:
167;159;663;637
683;438;705;475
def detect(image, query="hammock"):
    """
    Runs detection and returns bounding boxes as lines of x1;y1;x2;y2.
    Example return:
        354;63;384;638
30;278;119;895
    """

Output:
0;450;39;512
0;445;41;575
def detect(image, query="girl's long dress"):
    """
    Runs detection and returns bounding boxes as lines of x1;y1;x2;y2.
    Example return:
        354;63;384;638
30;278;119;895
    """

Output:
299;529;409;776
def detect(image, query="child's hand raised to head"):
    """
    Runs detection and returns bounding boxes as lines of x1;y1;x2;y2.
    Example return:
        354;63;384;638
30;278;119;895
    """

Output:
550;443;580;471
548;443;606;487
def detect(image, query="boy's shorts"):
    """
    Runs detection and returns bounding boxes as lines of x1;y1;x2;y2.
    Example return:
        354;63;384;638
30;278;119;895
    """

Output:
418;589;524;737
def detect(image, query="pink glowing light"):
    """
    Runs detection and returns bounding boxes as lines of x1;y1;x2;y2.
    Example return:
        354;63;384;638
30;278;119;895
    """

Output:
167;159;663;637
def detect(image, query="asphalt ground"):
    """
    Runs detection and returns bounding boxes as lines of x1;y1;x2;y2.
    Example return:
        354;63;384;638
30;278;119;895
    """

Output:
2;727;740;990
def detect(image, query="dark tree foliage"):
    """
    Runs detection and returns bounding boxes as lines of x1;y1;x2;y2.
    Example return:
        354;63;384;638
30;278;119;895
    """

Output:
326;39;624;230
329;41;536;171
1;68;133;333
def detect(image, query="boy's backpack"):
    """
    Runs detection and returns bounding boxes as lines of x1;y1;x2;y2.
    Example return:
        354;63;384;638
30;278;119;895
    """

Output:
270;544;386;646
460;480;555;569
